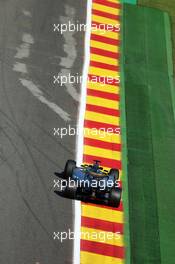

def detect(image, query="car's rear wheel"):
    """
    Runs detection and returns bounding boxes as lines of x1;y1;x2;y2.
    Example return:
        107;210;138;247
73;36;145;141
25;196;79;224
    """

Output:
64;160;76;179
109;168;119;180
64;185;77;199
108;188;122;207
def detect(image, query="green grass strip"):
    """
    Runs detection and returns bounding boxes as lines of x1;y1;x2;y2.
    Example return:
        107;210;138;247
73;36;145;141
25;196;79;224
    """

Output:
121;0;137;5
120;3;131;264
164;13;175;120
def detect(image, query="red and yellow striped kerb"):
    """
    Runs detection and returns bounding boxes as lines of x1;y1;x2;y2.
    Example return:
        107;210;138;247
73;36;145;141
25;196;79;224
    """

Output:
80;0;124;263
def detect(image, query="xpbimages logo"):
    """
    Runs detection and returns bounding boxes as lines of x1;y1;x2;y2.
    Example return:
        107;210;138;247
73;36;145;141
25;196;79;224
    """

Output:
53;229;121;243
53;178;121;191
53;125;121;139
53;73;120;86
53;21;120;35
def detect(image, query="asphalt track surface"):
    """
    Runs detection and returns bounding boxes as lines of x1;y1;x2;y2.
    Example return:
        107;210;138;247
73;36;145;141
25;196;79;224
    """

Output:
0;0;86;263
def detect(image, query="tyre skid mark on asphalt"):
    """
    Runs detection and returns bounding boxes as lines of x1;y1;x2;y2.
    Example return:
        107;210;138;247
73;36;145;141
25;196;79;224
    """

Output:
0;107;72;173
1;122;59;229
0;110;63;171
22;10;32;17
2;154;59;252
56;4;79;102
19;78;71;121
15;33;34;59
13;11;71;121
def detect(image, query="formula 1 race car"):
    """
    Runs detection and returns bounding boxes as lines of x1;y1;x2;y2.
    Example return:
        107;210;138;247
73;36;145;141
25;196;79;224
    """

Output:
54;160;122;208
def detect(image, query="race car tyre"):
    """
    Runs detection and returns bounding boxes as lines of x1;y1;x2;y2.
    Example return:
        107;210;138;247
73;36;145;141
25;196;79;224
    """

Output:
108;188;122;207
64;185;77;199
109;168;119;180
64;160;76;179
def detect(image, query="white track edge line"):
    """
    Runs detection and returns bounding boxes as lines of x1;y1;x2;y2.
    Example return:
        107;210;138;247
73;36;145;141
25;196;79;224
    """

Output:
73;0;92;263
